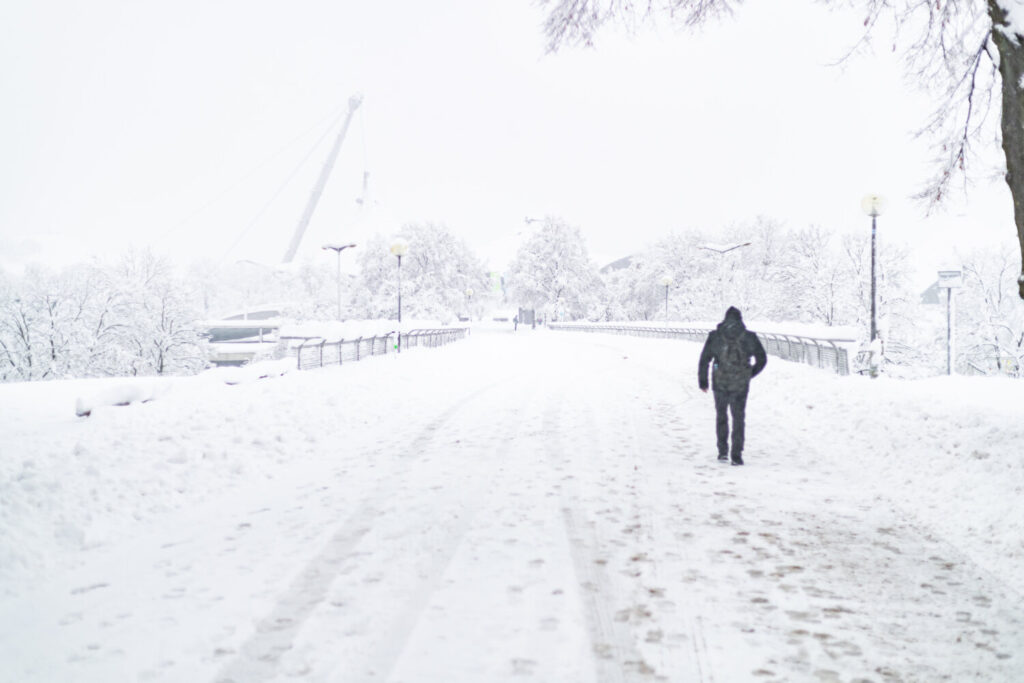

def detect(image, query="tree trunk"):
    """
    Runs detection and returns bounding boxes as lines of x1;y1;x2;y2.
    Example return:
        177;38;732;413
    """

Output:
989;0;1024;299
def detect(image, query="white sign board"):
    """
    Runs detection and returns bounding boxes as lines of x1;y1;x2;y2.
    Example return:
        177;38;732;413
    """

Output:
937;269;962;289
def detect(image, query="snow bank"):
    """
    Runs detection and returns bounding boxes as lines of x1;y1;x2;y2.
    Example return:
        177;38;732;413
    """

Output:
198;358;295;385
74;379;173;417
73;359;297;417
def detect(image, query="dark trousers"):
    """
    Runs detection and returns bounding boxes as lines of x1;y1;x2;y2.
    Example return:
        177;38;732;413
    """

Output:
713;388;749;457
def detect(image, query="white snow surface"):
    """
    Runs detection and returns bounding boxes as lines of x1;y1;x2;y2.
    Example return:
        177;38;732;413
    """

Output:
1;327;1022;681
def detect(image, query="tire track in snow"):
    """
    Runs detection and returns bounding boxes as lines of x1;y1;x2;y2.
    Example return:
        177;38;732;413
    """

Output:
542;370;647;683
344;379;533;683
214;378;510;683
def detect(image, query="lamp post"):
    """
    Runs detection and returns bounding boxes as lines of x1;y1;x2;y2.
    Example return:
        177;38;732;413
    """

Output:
321;243;356;321
861;194;886;378
659;274;673;326
554;274;568;322
390;238;409;352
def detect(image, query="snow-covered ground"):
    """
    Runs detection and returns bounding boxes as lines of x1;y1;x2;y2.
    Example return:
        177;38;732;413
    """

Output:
1;326;1022;681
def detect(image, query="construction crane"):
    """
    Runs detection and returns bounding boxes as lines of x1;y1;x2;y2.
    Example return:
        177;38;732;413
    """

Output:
281;94;363;263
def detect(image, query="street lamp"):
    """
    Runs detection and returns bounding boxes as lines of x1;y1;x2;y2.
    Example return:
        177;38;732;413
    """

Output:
861;194;886;378
659;274;673;326
321;243;356;321
390;238;409;352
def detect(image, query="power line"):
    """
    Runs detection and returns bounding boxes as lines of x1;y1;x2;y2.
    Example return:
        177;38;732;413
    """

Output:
153;101;349;247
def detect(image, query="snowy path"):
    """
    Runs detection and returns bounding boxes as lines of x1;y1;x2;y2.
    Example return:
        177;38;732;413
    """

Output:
1;329;1022;681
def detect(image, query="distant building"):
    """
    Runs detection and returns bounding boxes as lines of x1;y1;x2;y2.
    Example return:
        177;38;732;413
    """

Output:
920;281;942;305
600;255;636;274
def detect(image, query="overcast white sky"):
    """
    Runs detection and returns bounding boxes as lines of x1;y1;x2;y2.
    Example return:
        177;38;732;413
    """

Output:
0;0;1015;288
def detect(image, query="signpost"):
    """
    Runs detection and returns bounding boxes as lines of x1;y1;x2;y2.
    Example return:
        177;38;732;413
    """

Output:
937;269;962;375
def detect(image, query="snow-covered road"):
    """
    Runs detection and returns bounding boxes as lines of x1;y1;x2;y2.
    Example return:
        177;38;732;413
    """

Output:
1;328;1022;681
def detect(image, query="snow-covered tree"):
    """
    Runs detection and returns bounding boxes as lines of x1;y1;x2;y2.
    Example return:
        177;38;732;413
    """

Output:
839;229;915;344
733;217;791;321
354;223;490;321
106;251;207;376
0;269;46;381
957;245;1024;375
0;265;117;380
777;225;852;327
599;255;656;321
56;263;130;377
506;217;604;321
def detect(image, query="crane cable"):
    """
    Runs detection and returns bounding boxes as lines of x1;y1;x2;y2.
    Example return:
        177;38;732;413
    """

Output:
216;105;349;266
149;99;347;251
357;104;370;210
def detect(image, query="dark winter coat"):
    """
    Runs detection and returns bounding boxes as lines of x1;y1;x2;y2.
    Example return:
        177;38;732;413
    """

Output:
698;307;768;393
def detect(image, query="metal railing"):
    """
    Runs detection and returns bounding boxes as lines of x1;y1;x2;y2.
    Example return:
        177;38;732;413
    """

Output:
282;327;470;371
548;323;853;375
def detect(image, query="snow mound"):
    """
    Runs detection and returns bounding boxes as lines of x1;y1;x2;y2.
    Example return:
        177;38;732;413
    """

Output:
200;358;295;386
75;379;173;417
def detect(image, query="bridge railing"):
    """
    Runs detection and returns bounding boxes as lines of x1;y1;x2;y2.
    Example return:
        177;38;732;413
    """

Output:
282;327;470;371
548;323;854;376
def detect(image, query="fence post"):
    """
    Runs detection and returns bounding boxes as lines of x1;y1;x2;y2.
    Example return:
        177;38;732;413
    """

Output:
780;335;792;361
808;338;822;368
825;340;845;375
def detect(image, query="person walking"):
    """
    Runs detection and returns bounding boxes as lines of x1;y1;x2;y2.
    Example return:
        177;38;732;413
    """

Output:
697;306;767;466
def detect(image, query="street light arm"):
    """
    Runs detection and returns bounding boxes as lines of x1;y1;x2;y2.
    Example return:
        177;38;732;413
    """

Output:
698;242;752;254
322;243;357;253
322;243;357;321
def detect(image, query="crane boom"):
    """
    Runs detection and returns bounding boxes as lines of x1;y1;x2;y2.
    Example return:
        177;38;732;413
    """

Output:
281;94;363;263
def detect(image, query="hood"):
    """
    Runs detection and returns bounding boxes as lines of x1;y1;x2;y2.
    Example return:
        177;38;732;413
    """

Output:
718;306;745;340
